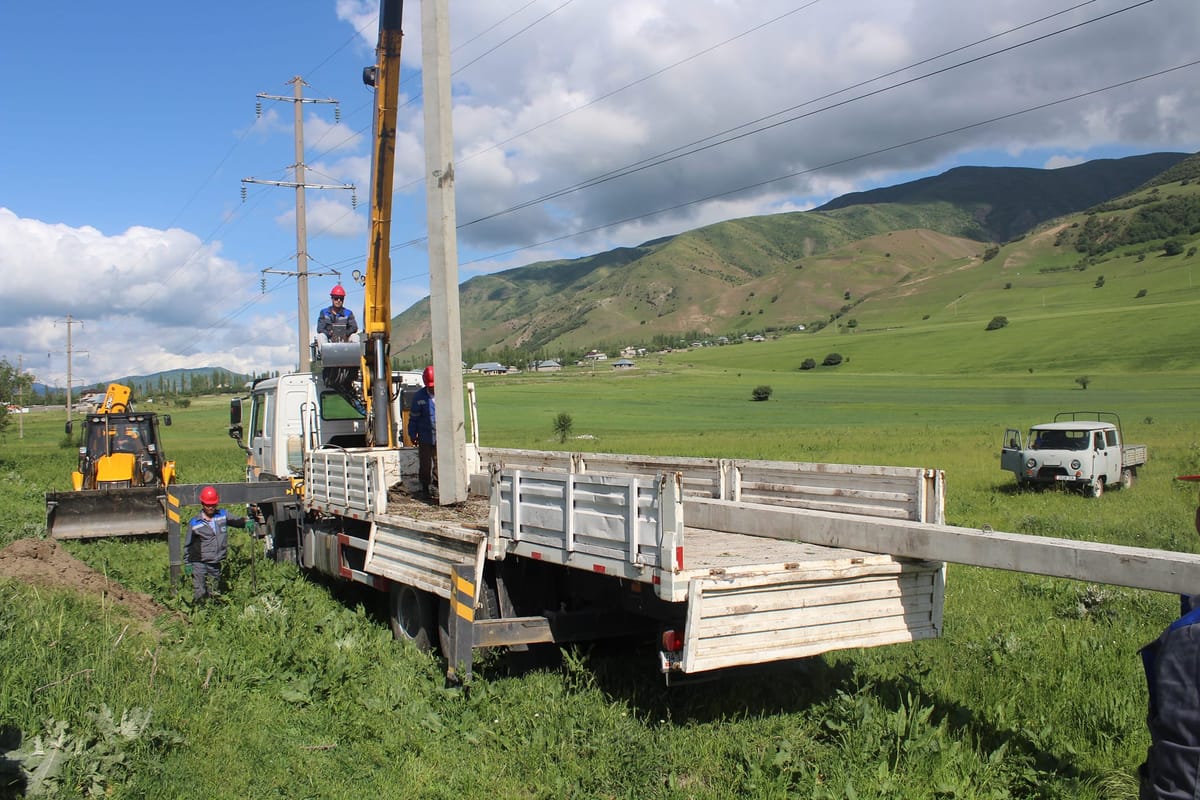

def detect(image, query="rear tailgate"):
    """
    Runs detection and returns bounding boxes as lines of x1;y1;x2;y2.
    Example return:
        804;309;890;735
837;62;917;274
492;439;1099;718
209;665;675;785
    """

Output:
678;552;944;673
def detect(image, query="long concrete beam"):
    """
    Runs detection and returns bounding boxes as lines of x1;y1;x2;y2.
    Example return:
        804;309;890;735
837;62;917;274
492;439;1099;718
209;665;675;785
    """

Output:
685;497;1200;596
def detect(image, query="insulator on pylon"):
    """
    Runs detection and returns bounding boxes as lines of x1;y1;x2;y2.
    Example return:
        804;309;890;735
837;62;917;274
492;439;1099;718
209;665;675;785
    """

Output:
240;185;247;202
260;278;267;294
334;106;341;124
351;192;357;209
255;101;263;119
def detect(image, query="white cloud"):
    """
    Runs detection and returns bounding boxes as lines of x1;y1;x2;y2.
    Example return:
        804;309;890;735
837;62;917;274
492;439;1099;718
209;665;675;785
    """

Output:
0;209;298;384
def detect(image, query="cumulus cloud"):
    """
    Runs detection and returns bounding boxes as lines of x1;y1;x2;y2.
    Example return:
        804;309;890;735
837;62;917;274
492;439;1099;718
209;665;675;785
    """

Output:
0;209;298;384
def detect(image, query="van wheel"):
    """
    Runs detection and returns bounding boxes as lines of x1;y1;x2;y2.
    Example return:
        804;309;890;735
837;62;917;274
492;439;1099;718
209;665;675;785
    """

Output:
1121;468;1136;489
390;583;437;653
1087;477;1105;498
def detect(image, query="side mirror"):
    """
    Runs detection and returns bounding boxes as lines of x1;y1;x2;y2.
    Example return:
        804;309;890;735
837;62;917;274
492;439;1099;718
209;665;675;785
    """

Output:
230;398;243;426
162;415;172;426
65;420;74;435
228;424;243;441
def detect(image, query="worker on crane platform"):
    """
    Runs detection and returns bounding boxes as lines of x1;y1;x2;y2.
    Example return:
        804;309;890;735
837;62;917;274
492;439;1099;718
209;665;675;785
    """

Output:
315;284;359;347
1138;474;1200;799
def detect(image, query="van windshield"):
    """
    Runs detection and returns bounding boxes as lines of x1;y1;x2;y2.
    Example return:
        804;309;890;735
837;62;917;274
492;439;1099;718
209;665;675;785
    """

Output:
1029;429;1090;450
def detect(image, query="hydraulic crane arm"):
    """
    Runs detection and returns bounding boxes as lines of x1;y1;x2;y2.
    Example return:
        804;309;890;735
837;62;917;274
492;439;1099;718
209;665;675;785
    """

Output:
362;0;404;446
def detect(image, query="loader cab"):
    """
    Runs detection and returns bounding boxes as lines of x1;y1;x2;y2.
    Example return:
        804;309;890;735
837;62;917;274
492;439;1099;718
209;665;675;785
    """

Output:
70;412;174;491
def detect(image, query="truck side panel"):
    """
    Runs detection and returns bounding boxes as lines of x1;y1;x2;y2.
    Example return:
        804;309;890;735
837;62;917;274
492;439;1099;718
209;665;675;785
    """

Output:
681;565;943;673
365;516;485;599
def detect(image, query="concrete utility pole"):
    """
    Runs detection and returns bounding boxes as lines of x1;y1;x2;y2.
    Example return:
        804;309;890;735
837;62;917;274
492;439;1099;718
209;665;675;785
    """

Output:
243;77;354;372
50;315;87;423
423;0;468;504
17;354;24;439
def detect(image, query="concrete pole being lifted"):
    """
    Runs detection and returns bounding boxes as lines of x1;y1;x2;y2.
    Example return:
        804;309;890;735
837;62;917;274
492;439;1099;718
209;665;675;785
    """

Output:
422;0;467;504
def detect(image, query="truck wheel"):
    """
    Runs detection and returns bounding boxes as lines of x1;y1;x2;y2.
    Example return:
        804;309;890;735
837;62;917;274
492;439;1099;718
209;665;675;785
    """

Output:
390;583;437;653
263;513;298;565
1121;468;1136;490
1087;477;1105;498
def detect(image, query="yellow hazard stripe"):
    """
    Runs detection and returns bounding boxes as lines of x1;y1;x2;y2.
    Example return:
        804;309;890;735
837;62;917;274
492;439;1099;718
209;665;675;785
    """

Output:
453;597;474;622
166;492;181;523
453;573;475;598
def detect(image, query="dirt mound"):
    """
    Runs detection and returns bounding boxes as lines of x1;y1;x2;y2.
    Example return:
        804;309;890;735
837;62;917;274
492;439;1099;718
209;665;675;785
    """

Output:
0;538;168;621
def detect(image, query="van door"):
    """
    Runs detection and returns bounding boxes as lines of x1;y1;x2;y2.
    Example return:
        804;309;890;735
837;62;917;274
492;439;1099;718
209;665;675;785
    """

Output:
1000;429;1023;474
1094;430;1121;484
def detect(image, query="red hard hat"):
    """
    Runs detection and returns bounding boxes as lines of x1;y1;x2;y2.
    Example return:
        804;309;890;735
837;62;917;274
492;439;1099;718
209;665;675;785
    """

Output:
422;365;434;387
199;486;220;505
330;284;346;298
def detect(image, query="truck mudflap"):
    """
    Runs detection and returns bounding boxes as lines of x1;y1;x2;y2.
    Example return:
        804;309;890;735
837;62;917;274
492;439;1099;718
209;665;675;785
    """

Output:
46;487;168;540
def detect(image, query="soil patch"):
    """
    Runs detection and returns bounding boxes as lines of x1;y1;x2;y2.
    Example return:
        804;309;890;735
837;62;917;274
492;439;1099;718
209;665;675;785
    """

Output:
0;538;168;622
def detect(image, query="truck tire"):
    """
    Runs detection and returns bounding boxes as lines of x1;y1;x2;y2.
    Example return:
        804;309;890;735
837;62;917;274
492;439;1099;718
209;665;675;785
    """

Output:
390;583;437;653
263;512;299;565
1121;468;1136;490
1087;476;1105;498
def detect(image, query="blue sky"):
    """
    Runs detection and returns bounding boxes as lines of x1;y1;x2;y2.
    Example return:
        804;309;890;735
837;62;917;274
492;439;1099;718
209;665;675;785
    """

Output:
1;0;1197;387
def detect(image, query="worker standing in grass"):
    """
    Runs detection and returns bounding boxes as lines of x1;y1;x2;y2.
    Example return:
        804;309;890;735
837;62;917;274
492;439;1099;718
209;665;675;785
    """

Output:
407;366;436;498
184;486;254;603
1139;473;1200;799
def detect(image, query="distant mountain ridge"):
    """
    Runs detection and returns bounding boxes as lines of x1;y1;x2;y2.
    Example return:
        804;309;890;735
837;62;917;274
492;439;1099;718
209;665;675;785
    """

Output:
390;151;1192;360
814;153;1188;241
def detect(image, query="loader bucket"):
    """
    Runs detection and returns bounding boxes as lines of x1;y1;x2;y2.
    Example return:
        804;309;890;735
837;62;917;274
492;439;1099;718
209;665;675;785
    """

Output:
46;486;168;540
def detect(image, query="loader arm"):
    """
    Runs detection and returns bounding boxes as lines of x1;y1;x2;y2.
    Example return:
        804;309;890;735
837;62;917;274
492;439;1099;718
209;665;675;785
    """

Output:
361;0;405;447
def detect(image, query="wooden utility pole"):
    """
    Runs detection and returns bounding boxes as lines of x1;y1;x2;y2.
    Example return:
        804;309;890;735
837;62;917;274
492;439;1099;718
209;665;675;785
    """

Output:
423;0;467;504
243;79;354;372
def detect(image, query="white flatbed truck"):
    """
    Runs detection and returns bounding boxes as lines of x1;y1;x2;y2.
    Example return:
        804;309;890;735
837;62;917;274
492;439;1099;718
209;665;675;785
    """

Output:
207;0;1200;687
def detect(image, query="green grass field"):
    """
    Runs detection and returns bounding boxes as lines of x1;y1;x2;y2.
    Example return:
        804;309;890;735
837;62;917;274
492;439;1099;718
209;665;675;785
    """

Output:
3;178;1199;797
2;362;1199;798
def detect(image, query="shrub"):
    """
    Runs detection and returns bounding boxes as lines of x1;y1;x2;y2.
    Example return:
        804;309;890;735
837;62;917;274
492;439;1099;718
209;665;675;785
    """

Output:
985;316;1008;331
751;385;773;402
983;245;1000;262
1136;288;1148;298
1094;276;1105;288
799;358;817;371
822;353;844;367
1164;239;1183;256
1075;376;1091;390
552;413;574;443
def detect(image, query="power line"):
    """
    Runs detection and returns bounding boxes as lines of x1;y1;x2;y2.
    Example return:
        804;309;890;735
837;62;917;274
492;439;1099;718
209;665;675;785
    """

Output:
460;0;1154;228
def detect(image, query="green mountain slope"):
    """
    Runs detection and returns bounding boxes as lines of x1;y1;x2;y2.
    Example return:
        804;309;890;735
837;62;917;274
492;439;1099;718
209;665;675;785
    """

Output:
391;152;1195;363
815;152;1188;241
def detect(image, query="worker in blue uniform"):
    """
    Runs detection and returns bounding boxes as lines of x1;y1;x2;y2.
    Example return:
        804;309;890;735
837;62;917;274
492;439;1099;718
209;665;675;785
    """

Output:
407;366;436;497
184;486;255;602
1139;473;1200;799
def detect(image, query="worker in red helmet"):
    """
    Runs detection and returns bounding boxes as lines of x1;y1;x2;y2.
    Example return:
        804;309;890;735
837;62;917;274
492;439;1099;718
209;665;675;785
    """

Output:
407;366;437;497
184;485;255;603
1139;474;1200;799
316;284;359;348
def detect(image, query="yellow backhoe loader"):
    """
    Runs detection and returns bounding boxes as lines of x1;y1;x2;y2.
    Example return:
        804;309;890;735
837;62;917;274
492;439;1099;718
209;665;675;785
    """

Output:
46;383;177;539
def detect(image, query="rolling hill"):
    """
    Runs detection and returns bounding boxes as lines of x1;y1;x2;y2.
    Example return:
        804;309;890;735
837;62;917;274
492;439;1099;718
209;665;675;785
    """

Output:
390;152;1192;363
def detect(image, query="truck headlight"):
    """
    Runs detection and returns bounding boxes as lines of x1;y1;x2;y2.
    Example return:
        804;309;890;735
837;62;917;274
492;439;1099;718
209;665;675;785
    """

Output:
1025;458;1037;469
1070;459;1081;470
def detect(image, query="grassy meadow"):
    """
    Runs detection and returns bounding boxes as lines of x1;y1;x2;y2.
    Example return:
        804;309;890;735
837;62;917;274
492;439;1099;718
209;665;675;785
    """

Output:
2;349;1200;798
